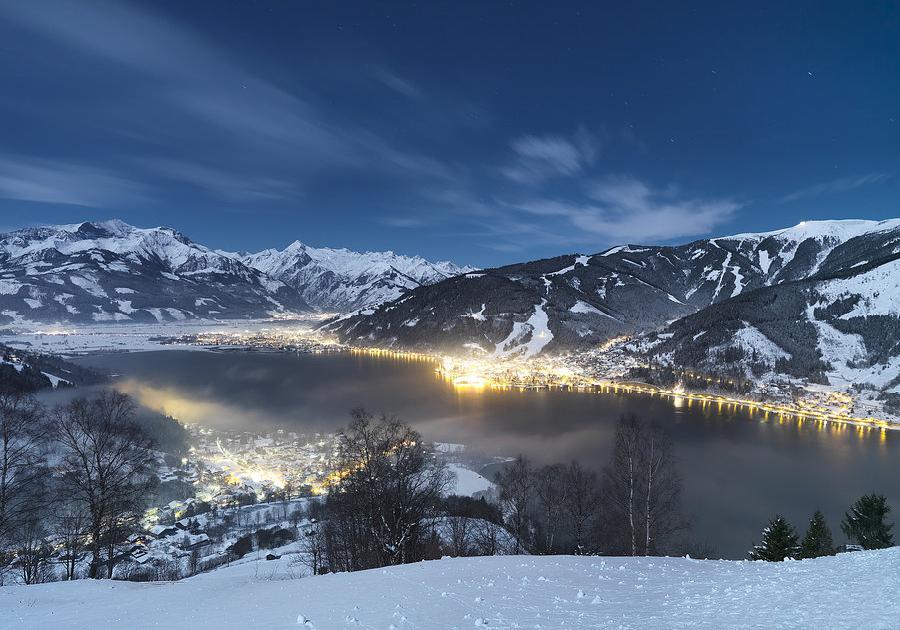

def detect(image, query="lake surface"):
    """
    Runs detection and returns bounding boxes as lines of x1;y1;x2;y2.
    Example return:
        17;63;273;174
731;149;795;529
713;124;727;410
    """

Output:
75;350;899;558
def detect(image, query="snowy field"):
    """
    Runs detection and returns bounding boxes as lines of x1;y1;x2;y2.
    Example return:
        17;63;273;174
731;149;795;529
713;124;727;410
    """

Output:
2;549;898;629
446;463;495;497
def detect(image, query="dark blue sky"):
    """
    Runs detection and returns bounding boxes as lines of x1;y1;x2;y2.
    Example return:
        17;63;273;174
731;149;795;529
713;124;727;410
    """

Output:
0;1;897;266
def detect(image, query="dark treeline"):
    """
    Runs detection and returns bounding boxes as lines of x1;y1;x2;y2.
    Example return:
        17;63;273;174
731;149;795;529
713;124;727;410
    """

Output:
495;413;690;557
0;389;184;584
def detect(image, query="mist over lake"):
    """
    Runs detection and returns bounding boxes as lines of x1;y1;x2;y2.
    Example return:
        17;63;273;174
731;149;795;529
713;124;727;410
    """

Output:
73;349;900;559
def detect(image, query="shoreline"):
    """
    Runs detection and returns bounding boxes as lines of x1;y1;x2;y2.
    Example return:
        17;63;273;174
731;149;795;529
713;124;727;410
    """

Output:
4;320;896;433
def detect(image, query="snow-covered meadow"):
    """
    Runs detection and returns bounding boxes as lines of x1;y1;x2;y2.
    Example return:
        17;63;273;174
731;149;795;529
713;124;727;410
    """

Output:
2;549;897;629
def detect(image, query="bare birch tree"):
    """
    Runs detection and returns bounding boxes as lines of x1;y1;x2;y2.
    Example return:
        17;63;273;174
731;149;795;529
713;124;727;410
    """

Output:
601;414;685;556
533;463;566;554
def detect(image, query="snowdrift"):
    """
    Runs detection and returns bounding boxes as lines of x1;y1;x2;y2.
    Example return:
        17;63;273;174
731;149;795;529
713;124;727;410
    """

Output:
2;549;898;629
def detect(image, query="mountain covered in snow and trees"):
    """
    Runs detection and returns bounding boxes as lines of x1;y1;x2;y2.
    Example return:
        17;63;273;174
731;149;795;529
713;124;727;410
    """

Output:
0;220;471;324
324;219;900;391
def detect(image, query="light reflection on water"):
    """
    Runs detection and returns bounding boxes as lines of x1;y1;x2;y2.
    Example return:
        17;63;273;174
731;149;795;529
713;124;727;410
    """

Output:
74;350;897;559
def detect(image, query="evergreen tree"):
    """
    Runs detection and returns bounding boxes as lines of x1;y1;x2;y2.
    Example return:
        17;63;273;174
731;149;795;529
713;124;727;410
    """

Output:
748;515;799;561
798;510;834;558
841;494;894;550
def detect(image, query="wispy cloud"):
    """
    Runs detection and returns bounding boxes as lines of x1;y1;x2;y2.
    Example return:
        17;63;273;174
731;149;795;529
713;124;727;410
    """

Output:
502;127;597;184
136;158;300;203
512;175;740;243
779;172;890;203
380;216;429;229
0;0;453;208
370;66;423;100
0;156;148;207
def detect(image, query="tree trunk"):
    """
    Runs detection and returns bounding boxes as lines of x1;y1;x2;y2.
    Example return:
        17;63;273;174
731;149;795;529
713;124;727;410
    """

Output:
628;453;636;556
645;436;654;556
89;519;102;579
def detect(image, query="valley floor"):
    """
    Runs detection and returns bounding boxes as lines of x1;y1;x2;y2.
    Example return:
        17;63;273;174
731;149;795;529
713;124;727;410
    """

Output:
2;549;898;629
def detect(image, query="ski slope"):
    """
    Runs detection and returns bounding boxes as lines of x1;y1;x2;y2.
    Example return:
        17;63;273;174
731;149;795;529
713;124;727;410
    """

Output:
2;549;897;629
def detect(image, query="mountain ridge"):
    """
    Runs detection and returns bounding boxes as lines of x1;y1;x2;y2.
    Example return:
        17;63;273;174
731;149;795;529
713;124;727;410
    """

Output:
0;219;474;324
322;218;900;381
242;239;476;312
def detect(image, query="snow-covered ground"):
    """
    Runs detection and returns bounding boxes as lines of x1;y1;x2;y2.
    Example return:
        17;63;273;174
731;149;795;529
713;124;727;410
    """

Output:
2;550;897;629
446;463;495;497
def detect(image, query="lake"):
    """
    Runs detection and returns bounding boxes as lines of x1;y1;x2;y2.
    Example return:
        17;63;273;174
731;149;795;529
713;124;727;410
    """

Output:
74;349;899;558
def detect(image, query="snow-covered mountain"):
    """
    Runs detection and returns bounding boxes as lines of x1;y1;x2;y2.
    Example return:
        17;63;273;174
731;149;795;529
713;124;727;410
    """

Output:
3;550;897;629
645;221;900;393
243;241;476;312
0;220;308;324
322;219;900;361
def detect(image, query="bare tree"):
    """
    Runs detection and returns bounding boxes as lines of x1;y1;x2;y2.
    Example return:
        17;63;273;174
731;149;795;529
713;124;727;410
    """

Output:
472;518;502;556
102;506;139;579
640;424;684;555
533;463;566;554
324;409;449;571
446;514;472;556
189;548;200;576
53;392;155;578
298;521;326;575
601;415;685;556
53;508;88;580
602;415;643;555
562;461;600;554
17;518;52;585
495;456;533;554
0;393;47;550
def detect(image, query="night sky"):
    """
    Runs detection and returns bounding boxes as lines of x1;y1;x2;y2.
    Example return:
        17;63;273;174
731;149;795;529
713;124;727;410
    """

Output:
0;1;898;266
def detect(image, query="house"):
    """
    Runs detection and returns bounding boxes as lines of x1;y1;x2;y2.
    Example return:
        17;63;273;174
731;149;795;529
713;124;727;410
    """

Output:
129;546;152;564
178;533;210;551
149;524;179;539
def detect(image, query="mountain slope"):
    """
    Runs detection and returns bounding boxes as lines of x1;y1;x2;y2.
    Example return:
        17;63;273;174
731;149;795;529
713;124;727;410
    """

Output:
0;220;309;324
322;219;900;358
3;550;897;629
243;241;475;311
645;226;900;394
0;343;104;391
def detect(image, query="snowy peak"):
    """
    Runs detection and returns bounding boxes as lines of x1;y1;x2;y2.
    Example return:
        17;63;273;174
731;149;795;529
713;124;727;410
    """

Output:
720;218;900;244
0;220;309;324
243;241;475;312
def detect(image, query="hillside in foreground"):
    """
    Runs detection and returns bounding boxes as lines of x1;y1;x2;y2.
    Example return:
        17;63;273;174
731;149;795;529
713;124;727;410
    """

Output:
2;550;897;629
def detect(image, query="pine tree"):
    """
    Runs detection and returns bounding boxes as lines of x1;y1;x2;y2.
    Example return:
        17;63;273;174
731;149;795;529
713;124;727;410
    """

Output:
841;494;894;550
798;510;834;558
748;515;799;561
